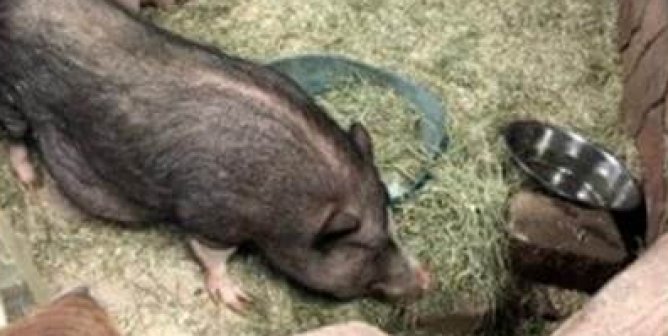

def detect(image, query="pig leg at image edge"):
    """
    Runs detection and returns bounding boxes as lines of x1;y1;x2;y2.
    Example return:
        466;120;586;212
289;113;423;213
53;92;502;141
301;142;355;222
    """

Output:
189;239;251;313
8;142;38;186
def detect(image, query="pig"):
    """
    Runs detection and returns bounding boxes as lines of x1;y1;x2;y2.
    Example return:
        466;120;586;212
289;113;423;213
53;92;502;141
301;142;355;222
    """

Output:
0;287;121;336
0;0;430;312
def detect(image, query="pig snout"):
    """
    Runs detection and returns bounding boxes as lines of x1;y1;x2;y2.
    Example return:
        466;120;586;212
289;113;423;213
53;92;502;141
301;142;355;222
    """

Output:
415;264;432;292
371;247;432;303
384;264;431;303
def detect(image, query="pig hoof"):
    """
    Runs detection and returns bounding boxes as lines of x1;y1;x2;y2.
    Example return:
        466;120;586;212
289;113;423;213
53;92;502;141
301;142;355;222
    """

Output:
9;143;39;186
188;239;250;313
206;275;251;313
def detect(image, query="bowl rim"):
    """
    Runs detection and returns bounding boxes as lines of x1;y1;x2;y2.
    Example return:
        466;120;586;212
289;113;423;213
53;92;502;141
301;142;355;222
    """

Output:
501;119;641;211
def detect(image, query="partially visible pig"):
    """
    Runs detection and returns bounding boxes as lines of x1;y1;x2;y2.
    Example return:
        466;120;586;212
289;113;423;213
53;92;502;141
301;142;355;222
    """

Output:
0;0;430;312
0;287;121;336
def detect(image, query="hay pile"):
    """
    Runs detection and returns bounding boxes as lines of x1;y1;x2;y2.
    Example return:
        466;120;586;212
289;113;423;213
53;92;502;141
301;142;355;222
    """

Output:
0;0;627;335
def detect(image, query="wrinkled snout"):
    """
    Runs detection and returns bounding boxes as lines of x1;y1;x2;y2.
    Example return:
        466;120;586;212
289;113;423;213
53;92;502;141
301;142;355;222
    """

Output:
403;263;431;300
415;263;432;292
370;244;432;304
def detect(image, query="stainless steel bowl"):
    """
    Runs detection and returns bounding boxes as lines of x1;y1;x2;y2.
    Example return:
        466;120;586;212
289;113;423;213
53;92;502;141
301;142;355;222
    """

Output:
502;120;641;211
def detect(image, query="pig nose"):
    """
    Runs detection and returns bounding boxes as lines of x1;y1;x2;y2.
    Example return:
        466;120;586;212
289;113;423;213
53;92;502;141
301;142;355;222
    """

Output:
415;265;431;292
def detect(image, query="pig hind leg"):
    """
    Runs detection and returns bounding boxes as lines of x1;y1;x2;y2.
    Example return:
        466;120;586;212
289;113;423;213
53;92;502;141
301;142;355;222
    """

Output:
36;126;155;224
189;239;251;313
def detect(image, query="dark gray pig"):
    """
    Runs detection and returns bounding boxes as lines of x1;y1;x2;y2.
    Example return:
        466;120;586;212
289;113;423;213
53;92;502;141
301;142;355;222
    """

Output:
0;0;430;312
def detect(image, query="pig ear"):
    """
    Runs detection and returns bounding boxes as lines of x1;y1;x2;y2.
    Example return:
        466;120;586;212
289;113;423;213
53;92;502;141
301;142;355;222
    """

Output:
314;212;361;248
349;122;374;161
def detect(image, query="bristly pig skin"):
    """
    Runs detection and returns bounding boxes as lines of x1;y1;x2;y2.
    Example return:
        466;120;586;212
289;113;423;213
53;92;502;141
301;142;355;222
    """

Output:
0;0;429;303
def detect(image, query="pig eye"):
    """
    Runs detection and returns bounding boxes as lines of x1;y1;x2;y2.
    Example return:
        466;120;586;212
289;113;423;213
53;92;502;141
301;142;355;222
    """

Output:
313;212;361;251
313;227;360;251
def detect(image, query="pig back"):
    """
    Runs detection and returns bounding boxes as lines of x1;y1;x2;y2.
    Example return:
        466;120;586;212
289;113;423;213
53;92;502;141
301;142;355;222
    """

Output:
1;0;363;228
32;60;356;232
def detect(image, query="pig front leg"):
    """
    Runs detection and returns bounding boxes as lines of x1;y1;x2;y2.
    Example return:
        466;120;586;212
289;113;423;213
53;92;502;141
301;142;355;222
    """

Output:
189;239;251;313
8;142;38;186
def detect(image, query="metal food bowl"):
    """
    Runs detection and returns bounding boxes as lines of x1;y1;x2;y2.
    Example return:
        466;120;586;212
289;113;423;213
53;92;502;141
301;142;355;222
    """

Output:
502;120;641;211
